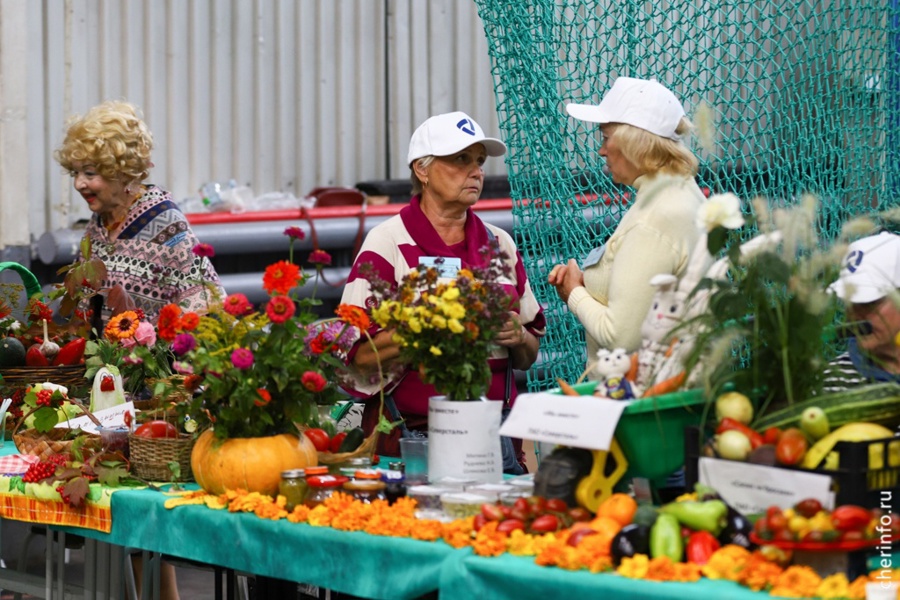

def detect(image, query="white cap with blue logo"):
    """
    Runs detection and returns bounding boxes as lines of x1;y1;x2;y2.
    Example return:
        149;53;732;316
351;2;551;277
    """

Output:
407;111;506;166
830;231;900;303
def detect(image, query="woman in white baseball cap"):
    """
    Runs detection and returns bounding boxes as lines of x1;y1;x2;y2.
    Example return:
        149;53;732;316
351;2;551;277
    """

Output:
339;111;546;474
549;77;706;369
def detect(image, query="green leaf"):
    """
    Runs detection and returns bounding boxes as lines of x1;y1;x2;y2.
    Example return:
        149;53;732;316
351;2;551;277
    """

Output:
707;226;728;255
33;407;60;433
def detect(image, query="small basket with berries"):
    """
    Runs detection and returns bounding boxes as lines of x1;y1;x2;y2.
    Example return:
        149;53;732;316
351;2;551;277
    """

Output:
12;383;101;462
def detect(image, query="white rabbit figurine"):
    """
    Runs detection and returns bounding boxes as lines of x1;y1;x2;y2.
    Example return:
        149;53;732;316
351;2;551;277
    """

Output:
593;348;635;400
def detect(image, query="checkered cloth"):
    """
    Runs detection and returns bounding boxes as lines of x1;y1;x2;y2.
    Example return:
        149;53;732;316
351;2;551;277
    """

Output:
0;453;38;474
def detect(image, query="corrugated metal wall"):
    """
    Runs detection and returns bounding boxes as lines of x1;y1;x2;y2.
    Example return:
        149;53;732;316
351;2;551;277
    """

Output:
16;0;504;245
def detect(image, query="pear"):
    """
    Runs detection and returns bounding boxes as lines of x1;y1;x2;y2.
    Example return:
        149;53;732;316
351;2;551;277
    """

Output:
799;407;830;441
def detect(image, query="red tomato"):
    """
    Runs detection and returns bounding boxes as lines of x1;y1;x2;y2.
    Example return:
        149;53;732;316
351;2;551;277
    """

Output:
529;514;561;533
133;420;178;439
304;428;330;452
329;432;348;453
763;427;782;446
497;519;526;534
473;514;488;532
545;498;568;513
775;429;808;466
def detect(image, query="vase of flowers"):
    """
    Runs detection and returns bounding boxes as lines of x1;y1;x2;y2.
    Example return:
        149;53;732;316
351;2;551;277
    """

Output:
369;242;513;483
173;231;369;495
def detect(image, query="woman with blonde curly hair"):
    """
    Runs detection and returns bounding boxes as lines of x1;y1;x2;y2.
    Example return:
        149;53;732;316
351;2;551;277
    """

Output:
548;77;707;370
55;100;223;320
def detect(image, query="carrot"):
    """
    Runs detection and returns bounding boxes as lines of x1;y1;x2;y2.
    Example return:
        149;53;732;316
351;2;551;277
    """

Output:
556;378;581;396
641;371;686;398
625;353;639;382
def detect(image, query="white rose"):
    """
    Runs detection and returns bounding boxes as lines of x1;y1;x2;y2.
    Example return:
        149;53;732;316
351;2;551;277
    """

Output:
697;193;745;232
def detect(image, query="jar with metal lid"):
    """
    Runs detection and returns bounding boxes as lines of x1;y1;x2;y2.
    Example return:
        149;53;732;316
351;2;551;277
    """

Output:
328;455;372;475
305;475;349;508
342;478;387;504
279;469;308;512
388;461;405;473
381;470;407;505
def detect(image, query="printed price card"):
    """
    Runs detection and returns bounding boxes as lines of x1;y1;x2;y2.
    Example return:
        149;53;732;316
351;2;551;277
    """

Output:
499;392;627;451
699;457;835;515
54;402;135;434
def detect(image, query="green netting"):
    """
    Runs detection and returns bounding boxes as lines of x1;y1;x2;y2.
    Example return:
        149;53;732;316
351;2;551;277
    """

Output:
474;0;900;391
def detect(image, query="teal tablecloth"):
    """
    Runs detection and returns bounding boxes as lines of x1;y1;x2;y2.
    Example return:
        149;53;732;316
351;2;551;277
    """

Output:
0;443;770;599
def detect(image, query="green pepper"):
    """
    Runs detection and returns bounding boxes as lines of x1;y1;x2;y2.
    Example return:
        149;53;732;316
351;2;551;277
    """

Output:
658;499;728;536
650;513;683;562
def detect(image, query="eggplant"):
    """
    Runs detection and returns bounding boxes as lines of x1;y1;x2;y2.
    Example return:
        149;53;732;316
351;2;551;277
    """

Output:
717;505;755;549
610;523;651;566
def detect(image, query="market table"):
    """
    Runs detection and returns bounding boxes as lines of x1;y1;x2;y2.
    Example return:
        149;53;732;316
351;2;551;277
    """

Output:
0;438;774;600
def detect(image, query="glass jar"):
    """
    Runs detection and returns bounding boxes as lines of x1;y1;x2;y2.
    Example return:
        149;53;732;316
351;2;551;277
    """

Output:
329;455;372;475
304;465;329;477
305;475;349;508
381;471;407;505
279;469;308;511
342;479;387;504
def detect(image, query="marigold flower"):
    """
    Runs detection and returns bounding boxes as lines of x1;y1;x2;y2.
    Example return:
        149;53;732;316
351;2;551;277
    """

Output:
816;572;850;599
301;371;326;392
223;293;253;317
410;519;443;541
769;565;821;598
263;260;301;295
231;348;254;370
266;295;296;323
284;226;305;240
192;243;216;257
105;311;140;340
287;505;310;523
617;553;650;579
702;544;751;581
645;556;677;581
254;388;271;407
308;249;332;267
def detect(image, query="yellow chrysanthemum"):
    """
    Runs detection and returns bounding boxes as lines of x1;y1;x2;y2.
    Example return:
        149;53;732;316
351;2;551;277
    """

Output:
429;346;442;356
448;319;464;334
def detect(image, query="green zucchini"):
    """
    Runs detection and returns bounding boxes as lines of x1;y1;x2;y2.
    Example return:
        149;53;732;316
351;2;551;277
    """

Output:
752;382;900;431
338;427;365;453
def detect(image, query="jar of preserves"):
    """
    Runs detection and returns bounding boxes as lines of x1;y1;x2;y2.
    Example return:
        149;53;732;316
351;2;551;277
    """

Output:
305;475;349;508
328;454;372;475
342;479;387;504
381;470;406;505
279;469;308;511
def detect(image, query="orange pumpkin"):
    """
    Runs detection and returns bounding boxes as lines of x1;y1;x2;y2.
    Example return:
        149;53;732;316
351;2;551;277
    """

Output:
595;492;638;527
191;430;318;496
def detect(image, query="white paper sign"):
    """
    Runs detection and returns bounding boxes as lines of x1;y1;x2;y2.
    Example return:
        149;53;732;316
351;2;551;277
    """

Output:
498;392;628;451
428;398;503;484
698;457;835;515
54;402;135;435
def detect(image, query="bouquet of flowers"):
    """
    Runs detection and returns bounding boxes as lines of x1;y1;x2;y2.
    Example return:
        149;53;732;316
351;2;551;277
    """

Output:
368;242;513;401
83;309;175;399
173;231;369;440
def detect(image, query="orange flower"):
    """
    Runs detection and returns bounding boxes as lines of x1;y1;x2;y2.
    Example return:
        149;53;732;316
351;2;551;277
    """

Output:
847;575;870;599
472;522;508;557
815;573;851;599
616;553;650;579
645;556;677;581
263;260;301;295
336;303;371;331
105;310;140;340
738;553;783;591
179;312;200;331
410;519;443;542
701;544;751;581
157;303;182;341
670;561;702;582
441;517;474;549
769;565;821;598
286;505;310;523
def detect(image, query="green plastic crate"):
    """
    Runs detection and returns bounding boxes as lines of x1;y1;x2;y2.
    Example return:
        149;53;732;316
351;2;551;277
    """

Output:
559;382;709;487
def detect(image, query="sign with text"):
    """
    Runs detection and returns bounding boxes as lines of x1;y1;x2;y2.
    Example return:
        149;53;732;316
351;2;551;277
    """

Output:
498;393;627;451
698;457;835;515
428;398;503;483
54;402;135;435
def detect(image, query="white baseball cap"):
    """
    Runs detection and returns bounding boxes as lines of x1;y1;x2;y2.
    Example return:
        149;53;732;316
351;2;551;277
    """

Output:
830;232;900;303
565;77;686;141
407;111;506;165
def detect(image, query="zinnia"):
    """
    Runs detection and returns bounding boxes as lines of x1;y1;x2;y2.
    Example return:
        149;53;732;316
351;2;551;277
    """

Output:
266;296;296;323
263;260;301;295
301;371;326;392
231;348;254;370
223;293;252;317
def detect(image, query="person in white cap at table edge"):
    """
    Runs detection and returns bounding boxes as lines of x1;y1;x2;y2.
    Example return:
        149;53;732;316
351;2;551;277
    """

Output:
339;111;546;474
823;231;900;392
548;77;706;373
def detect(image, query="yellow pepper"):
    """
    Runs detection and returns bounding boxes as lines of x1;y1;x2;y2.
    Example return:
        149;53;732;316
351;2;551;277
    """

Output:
807;510;834;532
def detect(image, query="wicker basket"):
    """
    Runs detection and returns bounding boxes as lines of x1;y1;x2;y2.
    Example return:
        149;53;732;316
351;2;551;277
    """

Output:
0;364;87;392
128;433;195;482
314;430;379;466
13;427;101;462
